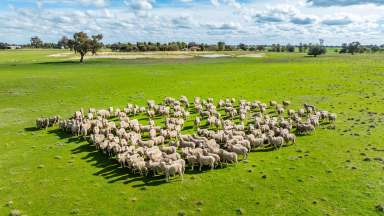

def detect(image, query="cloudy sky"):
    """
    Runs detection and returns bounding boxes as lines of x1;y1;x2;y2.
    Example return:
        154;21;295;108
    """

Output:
0;0;384;45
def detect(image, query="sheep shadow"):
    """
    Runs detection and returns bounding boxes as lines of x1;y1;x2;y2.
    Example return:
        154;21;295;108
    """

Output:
70;143;170;187
24;127;40;132
47;128;85;143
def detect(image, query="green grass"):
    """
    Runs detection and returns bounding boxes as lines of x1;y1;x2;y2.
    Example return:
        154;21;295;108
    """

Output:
0;50;383;215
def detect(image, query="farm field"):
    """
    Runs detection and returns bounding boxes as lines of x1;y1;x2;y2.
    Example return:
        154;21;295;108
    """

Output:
0;49;383;215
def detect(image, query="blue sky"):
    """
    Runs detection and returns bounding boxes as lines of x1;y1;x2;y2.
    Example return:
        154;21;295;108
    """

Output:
0;0;384;45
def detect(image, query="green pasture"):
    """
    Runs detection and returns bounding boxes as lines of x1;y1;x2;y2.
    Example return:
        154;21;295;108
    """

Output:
0;49;383;215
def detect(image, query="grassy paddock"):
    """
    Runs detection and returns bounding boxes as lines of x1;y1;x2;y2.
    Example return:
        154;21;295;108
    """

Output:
0;50;383;215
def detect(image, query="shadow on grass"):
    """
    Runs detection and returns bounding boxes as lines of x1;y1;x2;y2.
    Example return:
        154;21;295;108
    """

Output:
37;60;79;65
24;127;40;132
69;141;171;187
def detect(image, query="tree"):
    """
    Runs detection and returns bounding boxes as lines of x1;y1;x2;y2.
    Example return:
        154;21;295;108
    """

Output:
348;41;361;55
90;34;103;55
307;44;326;57
0;42;8;49
30;36;43;48
67;39;75;51
238;43;248;51
256;45;265;51
339;41;362;55
339;43;348;53
370;45;380;53
217;41;225;51
286;44;295;52
57;36;69;49
73;32;92;63
298;42;303;52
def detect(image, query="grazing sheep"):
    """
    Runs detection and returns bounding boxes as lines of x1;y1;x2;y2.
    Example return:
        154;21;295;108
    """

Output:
297;123;315;135
49;96;334;180
228;144;248;160
328;113;337;123
197;153;215;171
161;160;184;182
179;140;196;148
138;139;155;147
161;146;176;154
153;136;165;145
268;136;284;149
186;154;198;170
218;149;238;164
282;100;291;107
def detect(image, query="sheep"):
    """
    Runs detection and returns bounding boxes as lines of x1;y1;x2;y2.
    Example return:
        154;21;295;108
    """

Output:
138;139;155;147
162;152;181;161
228;144;248;160
218;149;238;164
270;100;277;107
268;136;284;149
147;160;162;176
282;100;291;107
328;113;337;123
153;136;165;145
161;146;176;154
186;154;198;170
297;123;315;135
179;140;196;148
283;133;296;144
237;139;251;151
149;128;157;140
161;160;184;182
49;96;335;181
132;160;147;176
277;107;285;116
203;150;221;167
247;135;264;149
197;153;215;171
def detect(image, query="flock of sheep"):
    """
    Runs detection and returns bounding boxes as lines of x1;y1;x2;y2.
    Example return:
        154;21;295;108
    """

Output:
36;96;336;182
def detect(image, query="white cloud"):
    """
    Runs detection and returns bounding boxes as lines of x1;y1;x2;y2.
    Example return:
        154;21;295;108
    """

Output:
307;0;384;7
321;16;353;25
0;0;383;45
124;0;154;10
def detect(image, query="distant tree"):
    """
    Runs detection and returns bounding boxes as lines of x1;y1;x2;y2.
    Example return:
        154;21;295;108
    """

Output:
286;44;295;52
58;36;69;49
238;43;248;51
339;43;348;54
371;45;380;53
90;34;103;55
188;42;197;48
348;41;361;55
308;44;326;57
67;39;75;51
30;36;43;48
339;41;364;55
256;45;265;51
72;32;101;63
217;41;225;51
298;43;303;52
0;42;8;49
224;45;233;51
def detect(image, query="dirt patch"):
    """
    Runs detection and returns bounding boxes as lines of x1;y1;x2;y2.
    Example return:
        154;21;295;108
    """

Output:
237;53;265;58
199;54;231;58
48;53;72;57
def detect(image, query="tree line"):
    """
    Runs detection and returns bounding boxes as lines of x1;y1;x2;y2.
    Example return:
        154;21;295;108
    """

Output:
1;33;384;61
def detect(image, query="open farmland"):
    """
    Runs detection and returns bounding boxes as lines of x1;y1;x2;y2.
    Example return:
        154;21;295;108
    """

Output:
0;50;383;215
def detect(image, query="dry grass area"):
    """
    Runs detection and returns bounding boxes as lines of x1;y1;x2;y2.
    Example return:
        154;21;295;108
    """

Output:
47;51;266;60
